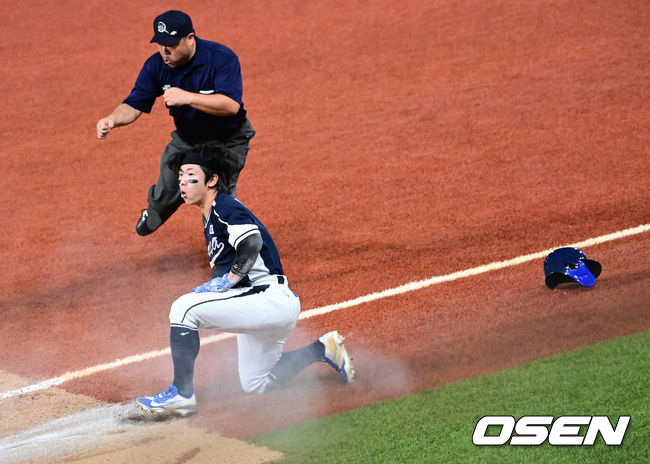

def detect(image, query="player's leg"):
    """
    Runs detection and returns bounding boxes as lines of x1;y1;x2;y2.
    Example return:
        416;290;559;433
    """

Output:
135;325;200;415
137;131;190;235
136;296;203;414
162;285;279;400
269;330;356;386
179;283;299;393
180;284;355;388
235;331;287;394
268;339;324;387
169;326;200;398
237;331;356;392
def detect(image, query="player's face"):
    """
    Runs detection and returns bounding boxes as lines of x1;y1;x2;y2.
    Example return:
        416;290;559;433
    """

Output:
178;164;215;206
157;34;196;68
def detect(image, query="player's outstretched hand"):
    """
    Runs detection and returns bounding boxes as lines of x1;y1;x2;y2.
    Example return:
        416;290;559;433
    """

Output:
192;273;234;293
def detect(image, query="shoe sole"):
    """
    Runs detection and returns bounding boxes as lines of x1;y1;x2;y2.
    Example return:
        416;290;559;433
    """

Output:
136;400;197;417
325;331;356;384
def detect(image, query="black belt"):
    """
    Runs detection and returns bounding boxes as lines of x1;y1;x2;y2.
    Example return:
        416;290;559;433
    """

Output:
277;275;285;284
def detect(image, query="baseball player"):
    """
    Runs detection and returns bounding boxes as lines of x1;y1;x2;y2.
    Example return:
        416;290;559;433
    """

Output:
96;10;255;236
137;147;355;415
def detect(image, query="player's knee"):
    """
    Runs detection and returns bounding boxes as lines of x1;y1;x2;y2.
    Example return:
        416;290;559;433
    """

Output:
168;293;198;329
240;376;269;395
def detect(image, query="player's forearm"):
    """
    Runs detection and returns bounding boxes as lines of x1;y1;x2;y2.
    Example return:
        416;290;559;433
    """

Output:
230;233;263;279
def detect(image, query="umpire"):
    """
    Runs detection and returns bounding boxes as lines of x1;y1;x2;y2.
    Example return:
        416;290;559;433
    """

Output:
96;10;255;236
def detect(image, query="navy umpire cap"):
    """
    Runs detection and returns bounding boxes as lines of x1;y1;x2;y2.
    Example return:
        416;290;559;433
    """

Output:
544;247;602;289
151;10;194;46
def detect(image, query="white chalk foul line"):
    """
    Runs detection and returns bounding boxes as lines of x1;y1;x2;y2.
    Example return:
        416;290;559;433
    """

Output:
1;223;648;401
303;223;650;317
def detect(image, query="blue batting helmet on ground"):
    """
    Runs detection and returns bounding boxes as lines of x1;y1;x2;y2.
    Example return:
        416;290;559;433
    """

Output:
544;247;602;289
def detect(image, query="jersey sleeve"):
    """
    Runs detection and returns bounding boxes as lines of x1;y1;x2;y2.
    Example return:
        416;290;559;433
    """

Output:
212;53;243;104
220;199;260;249
122;55;163;113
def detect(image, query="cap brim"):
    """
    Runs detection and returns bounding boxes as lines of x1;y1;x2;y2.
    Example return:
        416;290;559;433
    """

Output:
583;259;602;279
150;34;183;46
566;261;597;287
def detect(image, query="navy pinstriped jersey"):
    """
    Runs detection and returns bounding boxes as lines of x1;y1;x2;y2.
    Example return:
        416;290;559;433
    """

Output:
204;194;283;286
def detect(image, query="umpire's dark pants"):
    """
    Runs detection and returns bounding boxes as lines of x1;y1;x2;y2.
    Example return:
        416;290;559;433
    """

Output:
143;118;255;232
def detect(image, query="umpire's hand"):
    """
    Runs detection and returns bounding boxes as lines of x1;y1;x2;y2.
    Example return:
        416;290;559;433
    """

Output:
96;104;142;139
96;118;115;138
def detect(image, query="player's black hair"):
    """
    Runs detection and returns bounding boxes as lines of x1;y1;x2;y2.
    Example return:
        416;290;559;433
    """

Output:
199;165;217;185
167;143;240;188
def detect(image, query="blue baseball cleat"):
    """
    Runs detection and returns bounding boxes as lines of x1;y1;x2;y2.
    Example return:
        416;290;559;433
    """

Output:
136;384;197;416
319;331;355;383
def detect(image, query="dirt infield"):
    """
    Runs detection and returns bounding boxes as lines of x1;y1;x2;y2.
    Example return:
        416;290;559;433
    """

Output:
1;0;648;461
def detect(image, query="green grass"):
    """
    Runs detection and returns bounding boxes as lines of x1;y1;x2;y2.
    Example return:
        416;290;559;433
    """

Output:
251;331;649;463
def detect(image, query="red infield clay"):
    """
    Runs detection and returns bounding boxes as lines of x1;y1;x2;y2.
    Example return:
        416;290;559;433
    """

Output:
1;0;648;443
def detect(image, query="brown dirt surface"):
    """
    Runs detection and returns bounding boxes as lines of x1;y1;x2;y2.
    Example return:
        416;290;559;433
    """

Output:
1;0;648;462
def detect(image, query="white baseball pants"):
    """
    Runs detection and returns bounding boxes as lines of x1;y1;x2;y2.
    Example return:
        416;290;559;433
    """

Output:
169;277;300;394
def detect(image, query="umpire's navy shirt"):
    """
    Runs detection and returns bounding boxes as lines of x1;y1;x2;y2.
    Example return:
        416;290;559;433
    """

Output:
123;37;247;144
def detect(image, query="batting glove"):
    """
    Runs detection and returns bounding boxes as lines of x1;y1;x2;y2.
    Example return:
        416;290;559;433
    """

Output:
192;273;234;293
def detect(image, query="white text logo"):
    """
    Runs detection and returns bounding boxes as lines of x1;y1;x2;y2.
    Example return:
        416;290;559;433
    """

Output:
472;415;630;446
208;237;225;261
